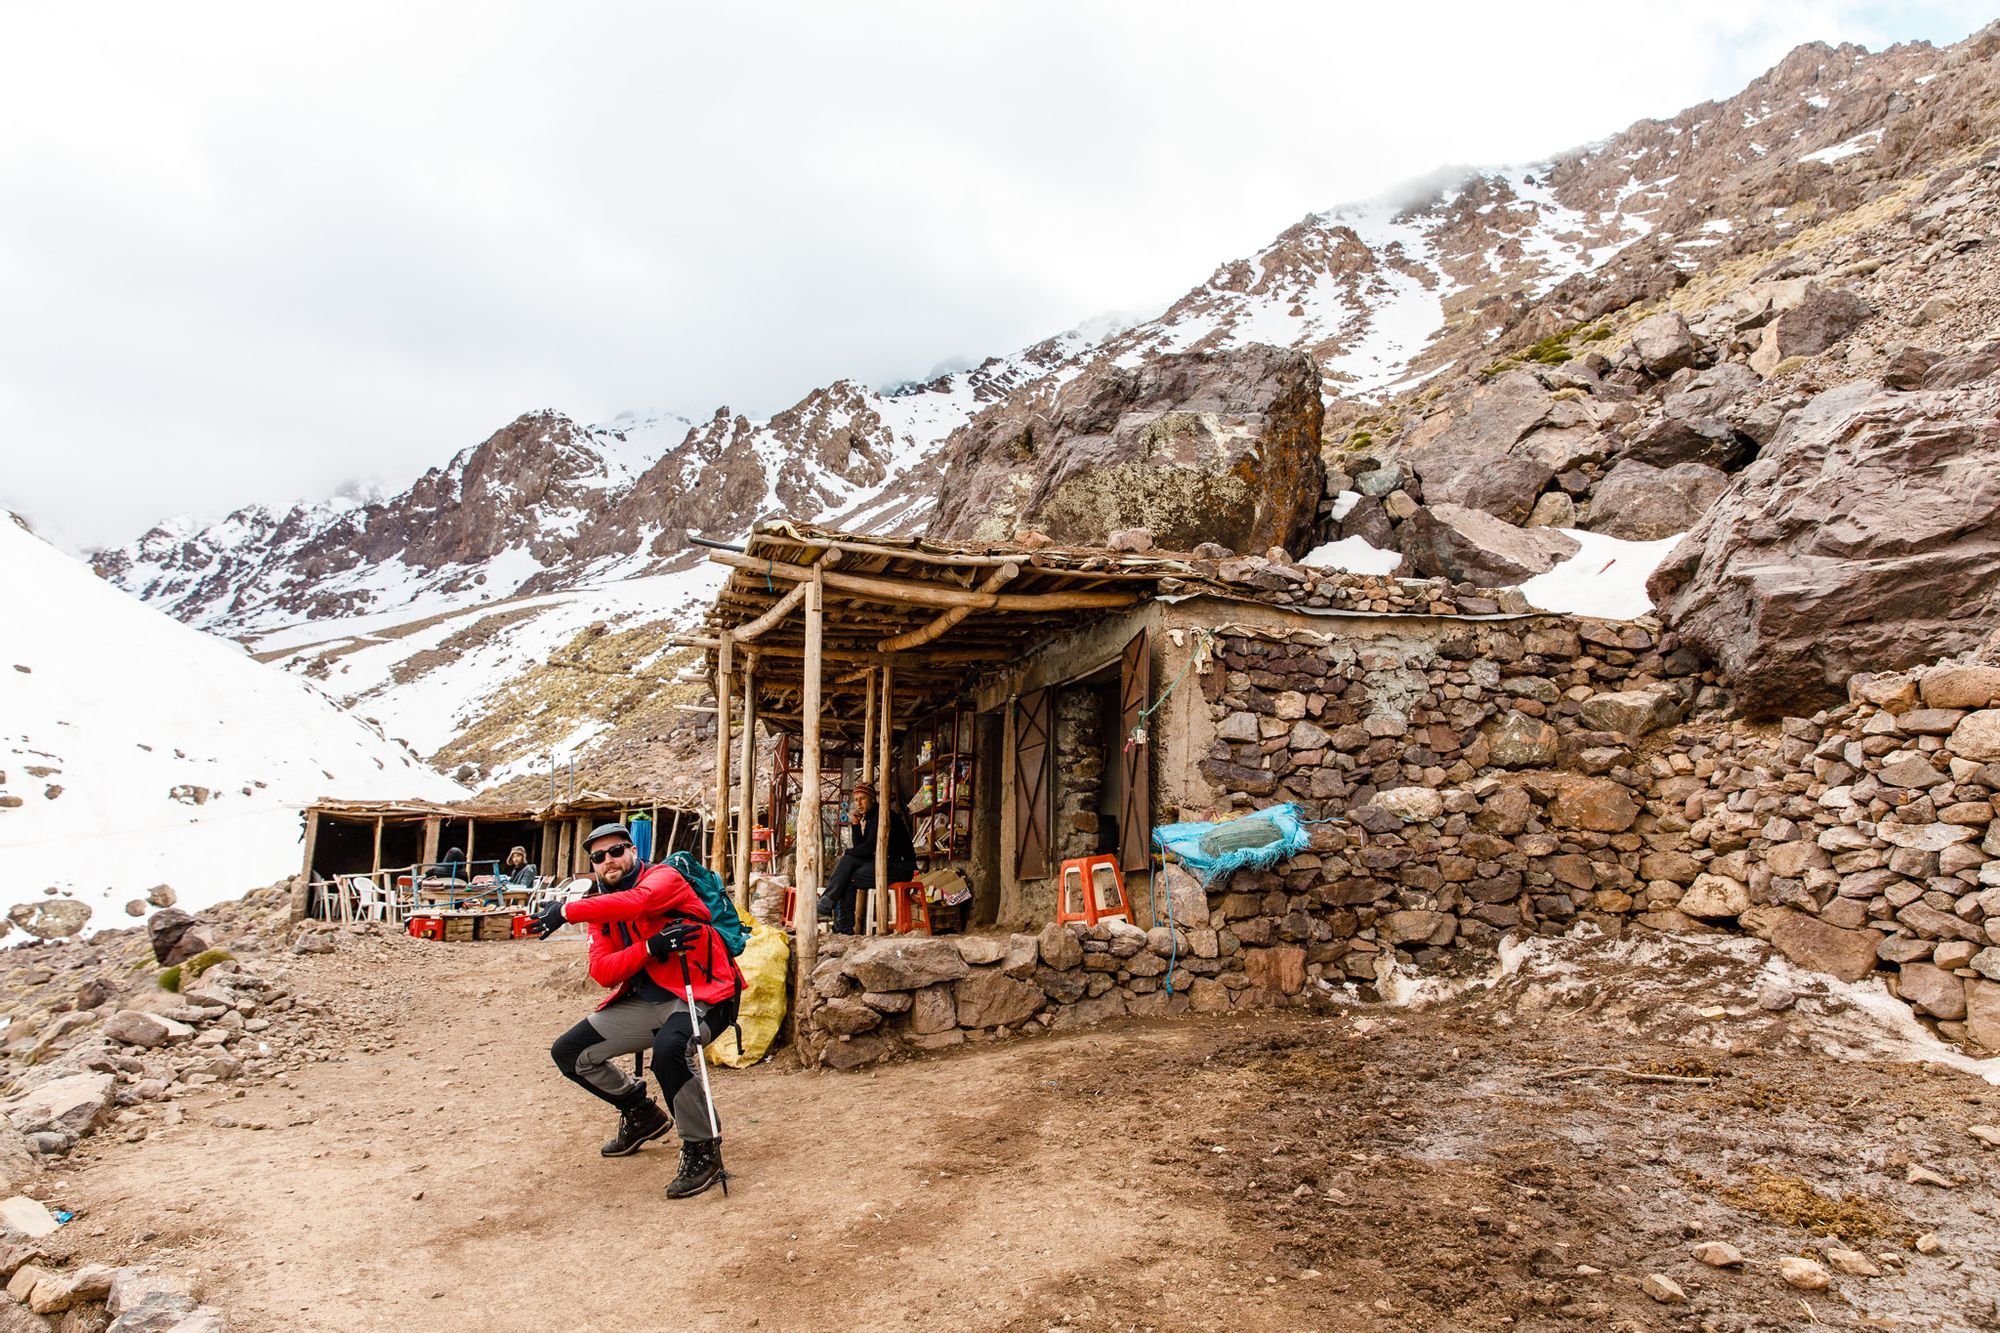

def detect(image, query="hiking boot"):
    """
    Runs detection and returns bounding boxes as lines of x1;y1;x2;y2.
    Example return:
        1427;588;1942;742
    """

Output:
665;1138;727;1199
600;1098;671;1157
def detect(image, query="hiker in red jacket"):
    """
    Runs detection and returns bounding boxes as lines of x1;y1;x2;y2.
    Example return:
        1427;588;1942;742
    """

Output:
538;823;742;1199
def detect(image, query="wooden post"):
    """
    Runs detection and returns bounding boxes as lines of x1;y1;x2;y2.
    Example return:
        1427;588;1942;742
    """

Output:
861;667;876;786
421;816;441;871
371;816;384;884
300;809;321;885
711;634;736;873
465;818;477;876
664;807;683;861
556;820;572;879
794;574;825;1049
734;652;758;906
874;660;894;934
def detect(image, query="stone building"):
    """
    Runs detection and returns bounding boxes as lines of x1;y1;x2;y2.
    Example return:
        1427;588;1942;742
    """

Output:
688;522;2000;1068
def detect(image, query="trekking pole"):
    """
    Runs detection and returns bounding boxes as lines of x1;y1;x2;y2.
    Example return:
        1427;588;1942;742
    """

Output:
676;950;728;1196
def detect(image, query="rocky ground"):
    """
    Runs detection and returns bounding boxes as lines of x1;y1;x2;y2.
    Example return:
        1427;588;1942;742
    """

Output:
0;901;1995;1331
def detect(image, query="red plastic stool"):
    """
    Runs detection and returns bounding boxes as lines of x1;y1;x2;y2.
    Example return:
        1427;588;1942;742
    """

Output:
1055;855;1132;927
407;916;443;941
886;881;931;935
781;885;797;928
510;914;533;939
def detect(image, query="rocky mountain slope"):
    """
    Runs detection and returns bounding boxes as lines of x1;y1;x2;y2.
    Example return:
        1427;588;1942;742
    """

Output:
89;23;2000;784
0;513;464;934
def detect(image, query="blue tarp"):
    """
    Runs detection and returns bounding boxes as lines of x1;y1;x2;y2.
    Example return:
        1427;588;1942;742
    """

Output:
1152;803;1311;887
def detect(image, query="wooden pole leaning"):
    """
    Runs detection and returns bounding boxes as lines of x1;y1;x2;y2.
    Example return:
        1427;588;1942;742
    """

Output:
873;659;894;934
734;651;759;907
794;572;825;1050
861;667;877;786
877;563;1018;652
711;633;735;872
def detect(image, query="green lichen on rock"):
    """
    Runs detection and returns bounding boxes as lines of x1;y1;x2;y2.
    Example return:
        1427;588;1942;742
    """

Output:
157;965;183;992
181;948;235;982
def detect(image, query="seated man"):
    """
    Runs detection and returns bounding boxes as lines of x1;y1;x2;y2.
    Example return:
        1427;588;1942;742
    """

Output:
816;781;916;934
542;823;743;1200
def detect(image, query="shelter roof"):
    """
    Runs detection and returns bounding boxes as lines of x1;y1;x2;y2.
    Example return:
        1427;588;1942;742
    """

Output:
689;521;1186;732
688;520;1559;733
307;791;702;822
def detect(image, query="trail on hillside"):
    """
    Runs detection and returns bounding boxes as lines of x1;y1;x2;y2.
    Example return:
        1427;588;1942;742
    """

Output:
28;929;2000;1332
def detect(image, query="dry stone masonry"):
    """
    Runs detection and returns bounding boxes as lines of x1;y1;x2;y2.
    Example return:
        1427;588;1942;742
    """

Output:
801;614;2000;1067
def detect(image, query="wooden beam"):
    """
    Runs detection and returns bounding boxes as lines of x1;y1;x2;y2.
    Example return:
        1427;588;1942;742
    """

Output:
734;653;758;904
300;809;322;887
707;551;1138;612
878;563;1019;651
794;572;825;1053
733;548;841;641
670;636;1009;665
861;667;876;784
371;816;384;880
780;535;1023;568
732;581;807;642
711;634;735;871
873;660;894;935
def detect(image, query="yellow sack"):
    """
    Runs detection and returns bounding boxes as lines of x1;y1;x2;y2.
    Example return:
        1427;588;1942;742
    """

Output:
707;917;790;1068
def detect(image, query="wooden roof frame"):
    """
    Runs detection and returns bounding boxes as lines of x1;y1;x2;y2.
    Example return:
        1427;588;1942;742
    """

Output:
687;521;1190;727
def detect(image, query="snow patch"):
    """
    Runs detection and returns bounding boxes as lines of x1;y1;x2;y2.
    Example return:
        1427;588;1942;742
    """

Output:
1516;529;1682;619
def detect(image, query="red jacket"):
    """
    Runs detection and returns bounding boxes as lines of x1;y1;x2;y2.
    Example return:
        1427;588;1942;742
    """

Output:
563;862;742;1009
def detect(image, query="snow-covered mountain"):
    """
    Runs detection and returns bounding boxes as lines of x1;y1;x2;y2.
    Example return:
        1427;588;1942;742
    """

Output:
84;25;2000;792
0;512;465;933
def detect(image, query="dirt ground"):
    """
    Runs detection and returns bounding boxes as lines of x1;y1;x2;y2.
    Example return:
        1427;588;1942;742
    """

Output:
26;928;2000;1332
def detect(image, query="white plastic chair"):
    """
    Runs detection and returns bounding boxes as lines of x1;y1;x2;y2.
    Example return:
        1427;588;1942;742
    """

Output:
349;875;401;925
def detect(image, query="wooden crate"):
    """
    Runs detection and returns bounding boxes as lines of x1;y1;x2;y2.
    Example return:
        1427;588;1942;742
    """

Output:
443;917;477;943
475;914;517;941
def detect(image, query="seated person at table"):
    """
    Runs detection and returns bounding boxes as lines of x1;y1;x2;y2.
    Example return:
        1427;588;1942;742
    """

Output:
441;846;466;880
503;845;539;887
816;781;916;934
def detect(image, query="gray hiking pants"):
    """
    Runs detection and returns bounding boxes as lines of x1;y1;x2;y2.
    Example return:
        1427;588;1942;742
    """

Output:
550;994;722;1141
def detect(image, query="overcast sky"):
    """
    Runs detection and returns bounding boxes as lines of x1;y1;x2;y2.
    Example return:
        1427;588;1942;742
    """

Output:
2;2;1989;552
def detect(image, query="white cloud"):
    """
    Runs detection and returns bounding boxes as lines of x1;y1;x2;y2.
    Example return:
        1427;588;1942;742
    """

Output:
0;0;1988;550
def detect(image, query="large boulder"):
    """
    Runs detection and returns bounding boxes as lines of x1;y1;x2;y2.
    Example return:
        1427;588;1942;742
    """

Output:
1767;909;1885;983
4;900;90;941
1396;504;1579;586
1748;284;1872;375
953;971;1047;1029
146;909;201;965
1649;371;2000;717
1400;371;1606;523
6;1074;113;1139
1628;312;1700;376
1588;460;1728;540
839;937;969;992
926;345;1324;554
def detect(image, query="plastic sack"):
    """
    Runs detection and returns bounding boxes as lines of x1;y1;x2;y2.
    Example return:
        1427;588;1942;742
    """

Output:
1152;802;1310;887
708;916;790;1068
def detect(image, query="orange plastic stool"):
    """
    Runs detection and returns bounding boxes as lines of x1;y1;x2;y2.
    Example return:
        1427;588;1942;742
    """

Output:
781;885;797;928
1056;855;1133;927
886;881;931;935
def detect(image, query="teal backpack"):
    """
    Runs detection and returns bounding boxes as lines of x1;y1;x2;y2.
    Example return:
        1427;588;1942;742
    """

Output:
664;850;751;957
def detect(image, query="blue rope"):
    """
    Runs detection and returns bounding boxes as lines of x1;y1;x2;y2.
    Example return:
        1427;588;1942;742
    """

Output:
1147;854;1178;996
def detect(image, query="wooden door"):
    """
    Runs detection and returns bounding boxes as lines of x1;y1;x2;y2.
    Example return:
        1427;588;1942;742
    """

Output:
1118;629;1152;875
1012;688;1053;879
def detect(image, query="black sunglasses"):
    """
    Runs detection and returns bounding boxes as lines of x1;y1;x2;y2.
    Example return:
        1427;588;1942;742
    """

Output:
588;843;634;865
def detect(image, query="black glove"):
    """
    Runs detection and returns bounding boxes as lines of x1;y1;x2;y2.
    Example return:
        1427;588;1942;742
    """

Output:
645;921;699;961
529;900;569;938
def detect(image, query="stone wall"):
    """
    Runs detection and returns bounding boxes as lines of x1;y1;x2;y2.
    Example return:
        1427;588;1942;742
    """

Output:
1053;685;1105;864
799;618;2000;1067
